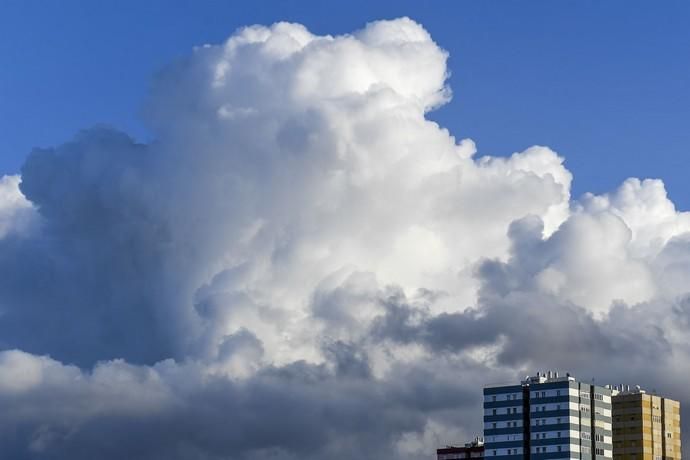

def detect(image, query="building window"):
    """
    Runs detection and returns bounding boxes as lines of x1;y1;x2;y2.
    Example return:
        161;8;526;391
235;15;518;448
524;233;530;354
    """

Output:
493;451;497;456
558;446;562;452
556;390;561;396
492;423;496;429
492;395;496;402
492;409;497;415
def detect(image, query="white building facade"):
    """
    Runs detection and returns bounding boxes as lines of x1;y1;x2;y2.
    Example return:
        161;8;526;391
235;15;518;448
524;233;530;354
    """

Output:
483;372;613;460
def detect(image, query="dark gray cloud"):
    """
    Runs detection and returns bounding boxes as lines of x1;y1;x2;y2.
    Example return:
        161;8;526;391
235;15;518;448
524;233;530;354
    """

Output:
3;127;192;365
369;215;675;372
0;348;487;460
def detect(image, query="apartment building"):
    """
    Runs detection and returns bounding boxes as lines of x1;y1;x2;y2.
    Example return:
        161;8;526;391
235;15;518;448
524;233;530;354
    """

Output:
483;372;613;460
611;385;681;460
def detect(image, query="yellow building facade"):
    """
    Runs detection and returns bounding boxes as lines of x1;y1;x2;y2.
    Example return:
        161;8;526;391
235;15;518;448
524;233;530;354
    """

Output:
612;388;681;460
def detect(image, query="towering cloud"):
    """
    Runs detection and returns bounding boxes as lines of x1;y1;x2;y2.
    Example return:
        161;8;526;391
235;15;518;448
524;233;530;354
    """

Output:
0;18;687;459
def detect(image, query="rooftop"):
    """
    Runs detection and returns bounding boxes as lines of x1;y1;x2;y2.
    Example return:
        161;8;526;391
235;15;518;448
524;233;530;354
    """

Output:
521;371;574;385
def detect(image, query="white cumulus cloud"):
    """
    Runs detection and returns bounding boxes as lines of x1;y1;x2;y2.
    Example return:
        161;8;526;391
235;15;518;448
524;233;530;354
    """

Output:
0;175;36;238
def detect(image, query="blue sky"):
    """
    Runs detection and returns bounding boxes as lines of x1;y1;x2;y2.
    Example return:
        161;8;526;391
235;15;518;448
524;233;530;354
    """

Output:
2;0;690;205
